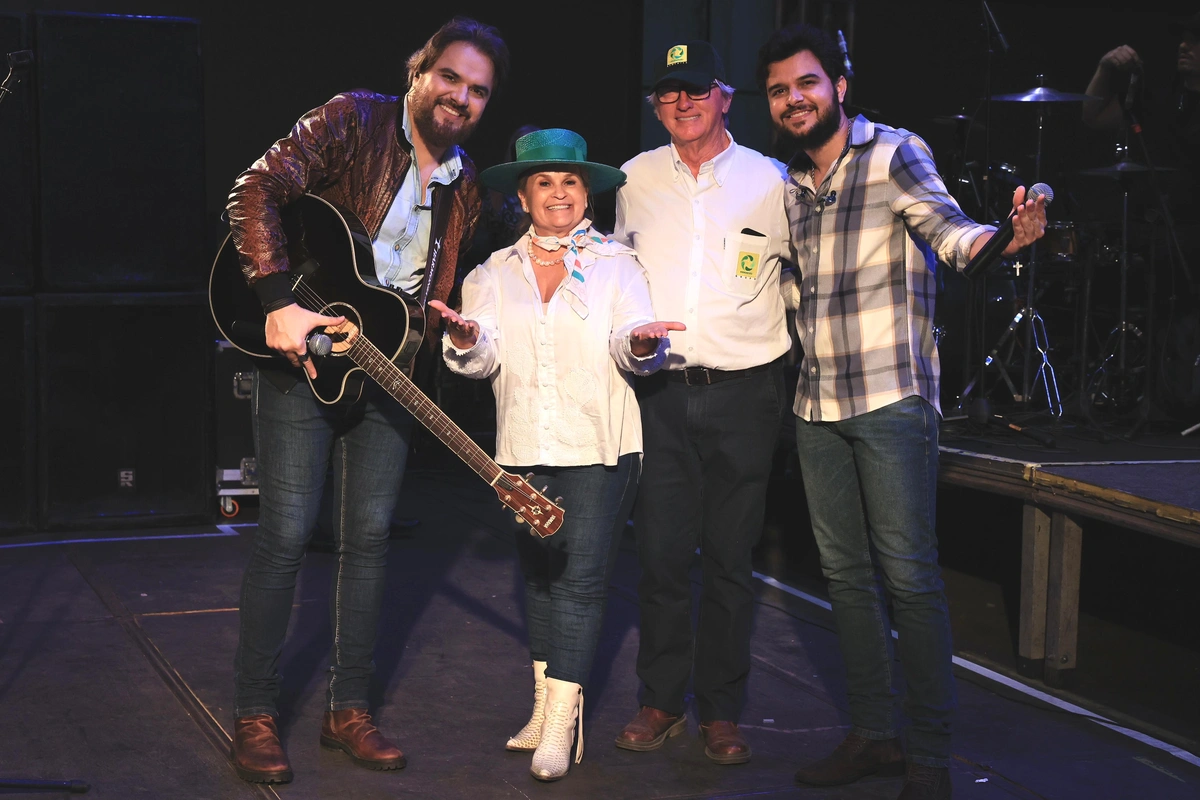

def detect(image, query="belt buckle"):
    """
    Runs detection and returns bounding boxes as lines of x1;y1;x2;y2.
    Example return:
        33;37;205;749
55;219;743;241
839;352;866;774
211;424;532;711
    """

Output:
683;367;712;386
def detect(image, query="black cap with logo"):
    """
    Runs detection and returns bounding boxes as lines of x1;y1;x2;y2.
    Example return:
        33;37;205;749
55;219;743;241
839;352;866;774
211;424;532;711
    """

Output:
651;40;726;91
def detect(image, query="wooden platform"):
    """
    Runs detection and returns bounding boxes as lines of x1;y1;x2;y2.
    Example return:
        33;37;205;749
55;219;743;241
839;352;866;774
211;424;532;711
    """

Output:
938;418;1200;689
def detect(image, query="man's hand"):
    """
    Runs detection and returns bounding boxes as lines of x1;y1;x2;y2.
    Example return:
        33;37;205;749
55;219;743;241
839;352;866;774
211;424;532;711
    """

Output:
264;303;346;379
1001;186;1047;257
630;321;686;357
428;300;480;350
1099;45;1141;76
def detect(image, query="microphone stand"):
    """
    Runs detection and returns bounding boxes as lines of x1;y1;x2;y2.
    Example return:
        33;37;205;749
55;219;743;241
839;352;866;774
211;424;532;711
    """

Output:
956;2;1007;416
968;397;1057;448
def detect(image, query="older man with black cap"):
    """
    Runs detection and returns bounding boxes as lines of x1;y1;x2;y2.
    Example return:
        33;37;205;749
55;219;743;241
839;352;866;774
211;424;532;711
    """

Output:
611;39;791;765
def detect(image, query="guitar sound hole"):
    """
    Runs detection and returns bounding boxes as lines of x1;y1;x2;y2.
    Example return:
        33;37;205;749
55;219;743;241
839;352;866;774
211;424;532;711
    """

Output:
319;302;361;356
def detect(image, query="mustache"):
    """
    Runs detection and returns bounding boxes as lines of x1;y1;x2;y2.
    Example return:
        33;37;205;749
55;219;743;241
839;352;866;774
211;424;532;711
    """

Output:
781;102;817;117
437;98;470;119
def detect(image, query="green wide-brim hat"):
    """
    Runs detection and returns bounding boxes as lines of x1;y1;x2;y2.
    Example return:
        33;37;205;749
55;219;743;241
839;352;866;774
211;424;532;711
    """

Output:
479;128;627;195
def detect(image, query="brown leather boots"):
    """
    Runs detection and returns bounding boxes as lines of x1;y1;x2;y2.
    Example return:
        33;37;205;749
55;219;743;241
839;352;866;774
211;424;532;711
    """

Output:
232;708;405;784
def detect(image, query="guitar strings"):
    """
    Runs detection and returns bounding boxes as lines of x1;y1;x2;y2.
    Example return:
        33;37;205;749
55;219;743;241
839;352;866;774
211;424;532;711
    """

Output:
288;278;517;491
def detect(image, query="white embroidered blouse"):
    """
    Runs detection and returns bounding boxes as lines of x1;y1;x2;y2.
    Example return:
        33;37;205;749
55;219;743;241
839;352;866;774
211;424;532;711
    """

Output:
442;225;667;468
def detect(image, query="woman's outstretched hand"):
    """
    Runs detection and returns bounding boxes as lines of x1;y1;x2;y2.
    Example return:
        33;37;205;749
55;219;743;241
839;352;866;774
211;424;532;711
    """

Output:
630;320;686;357
429;300;480;350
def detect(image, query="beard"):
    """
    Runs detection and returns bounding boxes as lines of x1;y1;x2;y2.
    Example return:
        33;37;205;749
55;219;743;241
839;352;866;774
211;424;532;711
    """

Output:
774;100;843;154
409;85;477;150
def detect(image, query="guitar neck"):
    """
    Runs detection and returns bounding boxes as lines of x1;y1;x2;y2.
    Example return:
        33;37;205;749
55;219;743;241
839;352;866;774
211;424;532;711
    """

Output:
347;338;503;484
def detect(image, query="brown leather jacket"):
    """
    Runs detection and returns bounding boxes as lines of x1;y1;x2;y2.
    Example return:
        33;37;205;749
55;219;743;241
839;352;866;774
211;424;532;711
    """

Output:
226;90;481;334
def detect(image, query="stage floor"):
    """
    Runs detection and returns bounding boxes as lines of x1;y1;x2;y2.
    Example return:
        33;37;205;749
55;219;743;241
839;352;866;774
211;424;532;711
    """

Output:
2;448;1199;799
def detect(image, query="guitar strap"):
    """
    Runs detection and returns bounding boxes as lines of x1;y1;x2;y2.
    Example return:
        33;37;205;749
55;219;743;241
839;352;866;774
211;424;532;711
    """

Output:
419;181;456;312
409;180;457;390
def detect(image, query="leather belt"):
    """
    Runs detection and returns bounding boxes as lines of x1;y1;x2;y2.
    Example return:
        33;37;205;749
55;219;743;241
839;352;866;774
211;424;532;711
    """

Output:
664;360;774;386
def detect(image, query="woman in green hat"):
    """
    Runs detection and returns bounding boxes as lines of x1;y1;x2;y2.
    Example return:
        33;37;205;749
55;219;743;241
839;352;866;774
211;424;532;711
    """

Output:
429;128;684;782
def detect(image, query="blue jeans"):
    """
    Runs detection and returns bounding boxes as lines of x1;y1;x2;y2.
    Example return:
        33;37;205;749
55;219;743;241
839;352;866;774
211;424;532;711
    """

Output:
510;454;640;689
793;395;955;767
234;370;413;718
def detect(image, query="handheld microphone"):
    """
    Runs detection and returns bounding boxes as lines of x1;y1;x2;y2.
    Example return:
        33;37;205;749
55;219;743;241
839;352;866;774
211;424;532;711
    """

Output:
836;30;854;80
306;331;333;356
963;182;1053;280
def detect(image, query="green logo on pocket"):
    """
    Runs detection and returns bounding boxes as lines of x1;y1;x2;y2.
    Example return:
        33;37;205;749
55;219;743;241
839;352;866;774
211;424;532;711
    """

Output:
737;252;759;279
667;45;687;65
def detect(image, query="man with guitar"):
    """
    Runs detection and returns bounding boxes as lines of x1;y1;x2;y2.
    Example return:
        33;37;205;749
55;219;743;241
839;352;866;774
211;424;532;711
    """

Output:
222;16;508;785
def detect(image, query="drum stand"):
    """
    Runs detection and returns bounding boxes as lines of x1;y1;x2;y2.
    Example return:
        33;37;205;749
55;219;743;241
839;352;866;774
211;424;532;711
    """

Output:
955;283;1062;416
1016;83;1062;416
1084;171;1145;418
955;77;1064;417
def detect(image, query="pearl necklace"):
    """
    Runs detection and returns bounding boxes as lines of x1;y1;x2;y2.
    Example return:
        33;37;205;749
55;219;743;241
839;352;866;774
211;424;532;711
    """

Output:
527;238;565;268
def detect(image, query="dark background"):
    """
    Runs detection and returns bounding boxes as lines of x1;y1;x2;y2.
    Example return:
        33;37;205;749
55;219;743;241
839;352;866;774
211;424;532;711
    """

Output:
0;0;1192;530
2;0;1188;263
0;0;1187;253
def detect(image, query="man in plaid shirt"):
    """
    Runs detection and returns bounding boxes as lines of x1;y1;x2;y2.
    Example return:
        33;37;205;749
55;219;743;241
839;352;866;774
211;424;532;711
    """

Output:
757;24;1046;800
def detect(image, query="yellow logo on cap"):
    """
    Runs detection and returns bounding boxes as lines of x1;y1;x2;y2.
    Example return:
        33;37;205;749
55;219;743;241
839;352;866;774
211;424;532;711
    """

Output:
667;45;687;66
737;252;760;279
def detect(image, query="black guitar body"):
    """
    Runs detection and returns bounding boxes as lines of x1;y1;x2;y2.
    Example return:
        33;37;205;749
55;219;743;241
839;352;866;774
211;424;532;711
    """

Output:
209;194;425;404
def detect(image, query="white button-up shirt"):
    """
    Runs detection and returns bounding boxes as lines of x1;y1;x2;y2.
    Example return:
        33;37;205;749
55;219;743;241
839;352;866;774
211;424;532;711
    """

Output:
614;132;791;371
443;228;664;468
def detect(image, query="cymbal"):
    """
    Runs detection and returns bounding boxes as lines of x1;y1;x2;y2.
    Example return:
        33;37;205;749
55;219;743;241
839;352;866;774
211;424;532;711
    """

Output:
1079;160;1178;177
992;87;1098;103
932;114;985;131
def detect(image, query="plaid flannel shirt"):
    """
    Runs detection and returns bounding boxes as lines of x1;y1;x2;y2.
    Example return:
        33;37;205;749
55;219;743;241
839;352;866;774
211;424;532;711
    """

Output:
784;115;994;422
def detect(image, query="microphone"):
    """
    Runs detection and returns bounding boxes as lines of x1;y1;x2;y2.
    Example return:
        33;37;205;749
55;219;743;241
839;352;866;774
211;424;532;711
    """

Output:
306;331;333;356
963;182;1053;280
6;50;33;69
1124;65;1141;112
836;30;854;80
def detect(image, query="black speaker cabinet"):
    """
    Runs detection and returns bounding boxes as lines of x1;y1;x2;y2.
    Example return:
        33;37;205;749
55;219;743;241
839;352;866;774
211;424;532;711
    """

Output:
0;297;36;532
35;12;206;291
214;340;258;516
0;13;36;293
37;292;215;529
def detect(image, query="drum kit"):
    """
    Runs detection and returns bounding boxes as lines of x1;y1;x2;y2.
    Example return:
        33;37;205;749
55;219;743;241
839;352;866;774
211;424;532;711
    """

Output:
937;76;1178;425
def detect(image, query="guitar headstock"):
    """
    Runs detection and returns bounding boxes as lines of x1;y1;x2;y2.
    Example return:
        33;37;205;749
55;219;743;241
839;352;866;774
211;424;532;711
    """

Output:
492;472;564;538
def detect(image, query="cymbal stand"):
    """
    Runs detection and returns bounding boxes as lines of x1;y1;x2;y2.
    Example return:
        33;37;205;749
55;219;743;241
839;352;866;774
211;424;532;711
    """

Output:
961;0;1008;408
954;284;1062;416
1017;76;1061;416
1085;171;1143;411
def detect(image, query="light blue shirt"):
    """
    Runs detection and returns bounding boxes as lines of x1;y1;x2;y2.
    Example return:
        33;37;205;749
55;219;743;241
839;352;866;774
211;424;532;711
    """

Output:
373;95;463;294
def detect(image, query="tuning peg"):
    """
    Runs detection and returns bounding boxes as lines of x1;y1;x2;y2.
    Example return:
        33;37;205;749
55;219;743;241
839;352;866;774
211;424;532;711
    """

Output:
541;485;549;494
524;472;535;481
529;527;541;537
515;514;525;524
554;496;564;505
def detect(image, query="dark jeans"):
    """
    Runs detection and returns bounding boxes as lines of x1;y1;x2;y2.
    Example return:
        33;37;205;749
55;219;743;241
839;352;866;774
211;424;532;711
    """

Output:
793;395;955;766
511;454;640;689
234;370;413;718
633;361;785;722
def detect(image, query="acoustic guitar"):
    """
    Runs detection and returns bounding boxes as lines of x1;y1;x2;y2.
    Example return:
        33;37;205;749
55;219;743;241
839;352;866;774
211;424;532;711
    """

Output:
209;193;563;538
